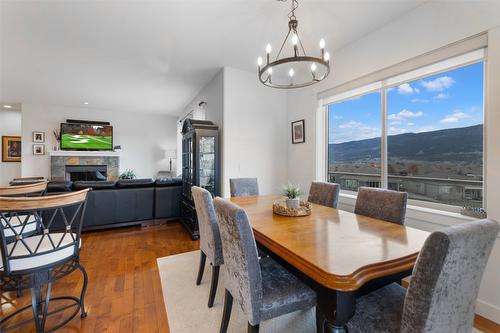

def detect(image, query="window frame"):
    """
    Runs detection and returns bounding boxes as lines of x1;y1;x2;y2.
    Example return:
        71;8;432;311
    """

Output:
321;49;486;213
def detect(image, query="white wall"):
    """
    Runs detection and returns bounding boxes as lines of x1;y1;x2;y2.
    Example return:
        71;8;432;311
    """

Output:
285;1;500;323
223;67;288;197
0;109;22;185
21;104;177;179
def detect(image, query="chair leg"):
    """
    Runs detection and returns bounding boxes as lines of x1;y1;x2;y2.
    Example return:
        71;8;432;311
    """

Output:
248;323;260;333
208;265;220;308
219;289;233;333
196;251;207;285
78;263;89;318
316;305;325;333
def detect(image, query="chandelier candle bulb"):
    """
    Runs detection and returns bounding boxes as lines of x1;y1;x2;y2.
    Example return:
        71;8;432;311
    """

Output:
324;51;330;62
319;38;326;49
257;57;263;67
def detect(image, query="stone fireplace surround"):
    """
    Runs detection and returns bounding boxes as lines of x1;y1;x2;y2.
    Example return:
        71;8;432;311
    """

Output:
49;151;120;181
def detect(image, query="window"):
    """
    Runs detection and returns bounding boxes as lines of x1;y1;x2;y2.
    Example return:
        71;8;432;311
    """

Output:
326;54;484;209
327;91;381;191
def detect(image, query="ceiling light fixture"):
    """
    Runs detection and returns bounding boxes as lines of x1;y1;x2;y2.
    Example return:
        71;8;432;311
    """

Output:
257;0;330;89
3;105;12;108
83;102;89;105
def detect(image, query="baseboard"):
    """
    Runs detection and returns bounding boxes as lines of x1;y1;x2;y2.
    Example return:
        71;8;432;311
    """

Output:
476;299;500;324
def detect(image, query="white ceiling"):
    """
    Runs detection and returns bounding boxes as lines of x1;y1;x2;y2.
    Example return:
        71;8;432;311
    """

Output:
0;0;426;116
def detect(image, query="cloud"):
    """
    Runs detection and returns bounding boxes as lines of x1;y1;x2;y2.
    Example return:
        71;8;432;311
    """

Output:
333;115;343;120
397;83;419;95
411;98;429;103
407;122;414;126
332;121;380;143
388;127;408;135
388;109;424;121
433;93;448;100
390;121;402;125
440;111;469;123
420;76;455;91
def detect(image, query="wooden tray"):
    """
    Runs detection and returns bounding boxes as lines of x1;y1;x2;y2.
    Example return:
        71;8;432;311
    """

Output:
273;200;312;217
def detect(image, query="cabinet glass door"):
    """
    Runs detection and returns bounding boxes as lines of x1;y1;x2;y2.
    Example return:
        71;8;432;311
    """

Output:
199;136;216;195
182;135;194;199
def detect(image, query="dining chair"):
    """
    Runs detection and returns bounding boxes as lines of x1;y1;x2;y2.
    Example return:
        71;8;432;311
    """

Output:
346;219;499;333
354;187;408;224
192;186;224;308
213;197;318;333
0;189;90;333
308;182;340;208
229;178;259;197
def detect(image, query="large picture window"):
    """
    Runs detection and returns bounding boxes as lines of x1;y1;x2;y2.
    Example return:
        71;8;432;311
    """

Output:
326;55;484;208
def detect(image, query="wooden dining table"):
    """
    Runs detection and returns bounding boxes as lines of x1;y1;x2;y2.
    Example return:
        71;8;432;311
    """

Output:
230;194;430;333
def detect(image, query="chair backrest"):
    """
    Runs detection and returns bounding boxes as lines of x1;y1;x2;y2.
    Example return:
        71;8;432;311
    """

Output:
401;219;499;333
192;186;223;266
0;189;90;274
213;197;262;325
0;181;48;197
354;187;407;224
308;181;340;208
229;178;259;197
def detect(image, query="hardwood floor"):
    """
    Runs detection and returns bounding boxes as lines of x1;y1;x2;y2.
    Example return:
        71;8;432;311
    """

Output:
1;221;499;333
0;221;199;333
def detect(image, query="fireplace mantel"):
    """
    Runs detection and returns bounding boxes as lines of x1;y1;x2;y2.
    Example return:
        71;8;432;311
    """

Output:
49;150;120;157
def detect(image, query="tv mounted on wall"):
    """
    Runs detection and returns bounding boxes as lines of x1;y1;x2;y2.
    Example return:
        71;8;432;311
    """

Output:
60;122;113;151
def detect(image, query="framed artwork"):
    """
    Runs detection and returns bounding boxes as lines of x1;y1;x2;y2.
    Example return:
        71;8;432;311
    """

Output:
33;144;45;155
33;131;45;143
1;136;22;162
291;119;305;144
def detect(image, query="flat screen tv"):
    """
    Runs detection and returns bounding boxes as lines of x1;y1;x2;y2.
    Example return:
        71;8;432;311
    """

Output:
60;123;113;151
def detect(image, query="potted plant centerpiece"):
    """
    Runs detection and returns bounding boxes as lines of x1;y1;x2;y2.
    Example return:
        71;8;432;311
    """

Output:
283;182;302;209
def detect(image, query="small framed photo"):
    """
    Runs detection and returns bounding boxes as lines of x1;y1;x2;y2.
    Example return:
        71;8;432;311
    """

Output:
33;144;45;155
291;119;305;144
2;136;21;162
33;131;45;143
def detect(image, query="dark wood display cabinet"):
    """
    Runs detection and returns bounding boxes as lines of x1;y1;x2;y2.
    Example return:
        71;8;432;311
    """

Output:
180;119;220;240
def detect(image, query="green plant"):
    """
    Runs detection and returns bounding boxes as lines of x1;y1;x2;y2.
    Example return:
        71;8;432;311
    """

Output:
282;182;302;199
119;169;137;180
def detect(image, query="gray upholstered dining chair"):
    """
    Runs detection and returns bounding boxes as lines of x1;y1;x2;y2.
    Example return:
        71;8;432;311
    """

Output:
308;182;340;208
213;197;318;333
354;187;408;224
346;219;499;333
229;178;259;197
192;186;223;308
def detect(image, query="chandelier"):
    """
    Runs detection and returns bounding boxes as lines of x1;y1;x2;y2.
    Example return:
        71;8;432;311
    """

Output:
257;0;330;89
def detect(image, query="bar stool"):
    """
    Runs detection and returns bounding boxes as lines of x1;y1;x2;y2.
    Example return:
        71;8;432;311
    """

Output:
0;189;90;333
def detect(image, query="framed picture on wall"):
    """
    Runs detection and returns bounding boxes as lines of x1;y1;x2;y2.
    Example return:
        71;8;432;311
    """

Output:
291;119;305;144
33;144;45;155
1;136;22;162
32;131;45;143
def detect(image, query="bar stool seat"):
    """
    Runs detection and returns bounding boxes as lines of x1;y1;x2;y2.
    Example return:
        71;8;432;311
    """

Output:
2;214;38;238
0;233;80;272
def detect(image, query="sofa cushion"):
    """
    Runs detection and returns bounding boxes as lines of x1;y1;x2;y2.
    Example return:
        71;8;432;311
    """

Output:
73;181;116;190
155;177;182;187
116;178;154;188
47;181;73;192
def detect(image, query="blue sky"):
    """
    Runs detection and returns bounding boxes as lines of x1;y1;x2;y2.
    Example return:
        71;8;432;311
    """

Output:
328;61;484;144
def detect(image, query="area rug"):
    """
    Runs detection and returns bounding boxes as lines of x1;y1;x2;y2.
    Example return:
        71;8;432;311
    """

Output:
157;250;315;333
157;251;483;333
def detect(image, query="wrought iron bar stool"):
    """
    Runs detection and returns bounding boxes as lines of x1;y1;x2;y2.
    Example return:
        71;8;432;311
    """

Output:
0;188;90;333
0;181;48;242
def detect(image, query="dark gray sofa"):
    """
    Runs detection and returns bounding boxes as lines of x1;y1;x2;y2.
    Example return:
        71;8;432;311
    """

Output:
38;178;182;231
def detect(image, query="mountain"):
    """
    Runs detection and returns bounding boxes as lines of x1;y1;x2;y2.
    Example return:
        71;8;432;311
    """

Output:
329;124;483;163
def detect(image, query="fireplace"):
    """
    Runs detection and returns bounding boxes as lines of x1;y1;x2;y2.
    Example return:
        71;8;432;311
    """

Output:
65;165;107;181
49;151;119;181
